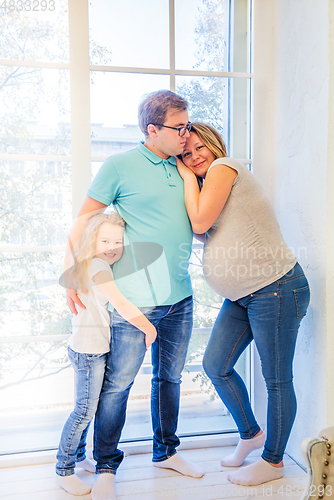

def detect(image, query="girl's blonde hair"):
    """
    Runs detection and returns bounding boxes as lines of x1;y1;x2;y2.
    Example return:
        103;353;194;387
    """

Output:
69;211;125;290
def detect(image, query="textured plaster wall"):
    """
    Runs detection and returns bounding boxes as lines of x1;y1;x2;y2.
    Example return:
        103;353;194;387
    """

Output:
253;0;334;467
271;0;331;465
326;0;334;427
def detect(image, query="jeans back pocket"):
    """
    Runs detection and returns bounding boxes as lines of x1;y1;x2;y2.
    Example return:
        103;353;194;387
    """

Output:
293;285;310;319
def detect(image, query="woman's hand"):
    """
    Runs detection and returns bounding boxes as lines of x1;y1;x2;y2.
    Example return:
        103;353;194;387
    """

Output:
176;156;195;180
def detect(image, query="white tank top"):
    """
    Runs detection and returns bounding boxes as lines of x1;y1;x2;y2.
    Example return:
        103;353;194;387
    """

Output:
203;158;297;301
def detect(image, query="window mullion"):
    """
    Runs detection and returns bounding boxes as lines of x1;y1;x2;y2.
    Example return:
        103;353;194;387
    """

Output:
68;0;92;217
169;0;176;91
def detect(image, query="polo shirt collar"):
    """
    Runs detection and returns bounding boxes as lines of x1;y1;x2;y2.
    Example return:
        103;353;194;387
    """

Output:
138;142;177;167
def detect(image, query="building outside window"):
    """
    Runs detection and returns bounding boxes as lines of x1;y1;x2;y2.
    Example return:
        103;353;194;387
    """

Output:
0;0;252;455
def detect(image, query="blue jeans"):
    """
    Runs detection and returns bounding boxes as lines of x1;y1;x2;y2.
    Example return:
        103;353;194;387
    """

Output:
56;347;107;476
203;262;310;464
93;295;193;474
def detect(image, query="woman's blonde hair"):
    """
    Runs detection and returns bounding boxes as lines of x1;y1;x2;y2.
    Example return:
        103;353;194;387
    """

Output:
189;122;227;159
181;122;227;189
69;211;125;290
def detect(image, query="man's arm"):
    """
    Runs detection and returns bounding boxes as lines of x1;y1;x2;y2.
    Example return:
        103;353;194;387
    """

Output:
64;196;108;315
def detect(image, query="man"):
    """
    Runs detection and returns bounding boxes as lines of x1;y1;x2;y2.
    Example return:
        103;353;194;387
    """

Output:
66;90;204;500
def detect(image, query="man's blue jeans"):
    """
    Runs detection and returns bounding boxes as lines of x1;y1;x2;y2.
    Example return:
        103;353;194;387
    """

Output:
203;262;310;464
93;295;193;474
56;347;107;476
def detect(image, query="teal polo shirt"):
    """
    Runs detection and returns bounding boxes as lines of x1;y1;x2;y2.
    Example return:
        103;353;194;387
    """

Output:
87;142;193;307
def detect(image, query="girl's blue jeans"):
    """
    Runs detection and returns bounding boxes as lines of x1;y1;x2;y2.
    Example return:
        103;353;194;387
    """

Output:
56;347;107;476
203;262;310;464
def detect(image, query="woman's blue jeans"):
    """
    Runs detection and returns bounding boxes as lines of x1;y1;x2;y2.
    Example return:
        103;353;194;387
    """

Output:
56;347;107;476
93;295;193;474
203;262;310;464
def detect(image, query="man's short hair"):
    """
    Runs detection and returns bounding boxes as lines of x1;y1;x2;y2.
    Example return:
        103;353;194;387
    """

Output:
138;90;188;136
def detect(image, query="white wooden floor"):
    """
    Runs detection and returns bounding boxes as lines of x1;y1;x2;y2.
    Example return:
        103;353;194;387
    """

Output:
0;446;308;500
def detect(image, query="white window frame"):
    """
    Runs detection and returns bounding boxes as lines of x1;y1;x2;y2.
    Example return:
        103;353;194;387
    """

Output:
0;0;256;459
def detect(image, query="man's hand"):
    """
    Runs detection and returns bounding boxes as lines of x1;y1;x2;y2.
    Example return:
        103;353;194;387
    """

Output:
66;288;87;315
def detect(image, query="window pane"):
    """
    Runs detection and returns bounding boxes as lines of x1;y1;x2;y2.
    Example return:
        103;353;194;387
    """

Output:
177;75;251;159
90;71;169;129
0;157;72;454
230;0;250;73
0;160;72;338
0;340;73;454
0;280;69;339
89;0;169;68
176;75;229;151
0;67;71;155
91;124;144;165
175;0;227;72
230;77;251;159
190;245;224;327
0;0;69;64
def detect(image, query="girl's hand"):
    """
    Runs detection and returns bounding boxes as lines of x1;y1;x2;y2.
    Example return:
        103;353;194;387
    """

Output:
145;326;157;349
176;156;194;180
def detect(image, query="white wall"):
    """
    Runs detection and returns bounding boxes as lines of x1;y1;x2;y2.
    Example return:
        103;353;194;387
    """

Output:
252;0;334;466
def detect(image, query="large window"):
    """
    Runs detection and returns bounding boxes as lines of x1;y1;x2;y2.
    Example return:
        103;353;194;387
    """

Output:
0;0;252;455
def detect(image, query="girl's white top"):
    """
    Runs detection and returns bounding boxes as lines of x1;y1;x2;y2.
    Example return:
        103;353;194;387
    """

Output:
69;258;113;354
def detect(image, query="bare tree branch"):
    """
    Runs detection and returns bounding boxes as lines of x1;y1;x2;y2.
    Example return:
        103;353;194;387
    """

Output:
0;364;71;391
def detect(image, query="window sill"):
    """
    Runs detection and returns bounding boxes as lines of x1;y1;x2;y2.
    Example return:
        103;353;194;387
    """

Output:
0;433;239;468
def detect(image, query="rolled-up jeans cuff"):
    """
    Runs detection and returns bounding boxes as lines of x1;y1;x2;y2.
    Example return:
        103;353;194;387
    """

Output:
152;449;177;463
95;468;117;475
56;470;75;477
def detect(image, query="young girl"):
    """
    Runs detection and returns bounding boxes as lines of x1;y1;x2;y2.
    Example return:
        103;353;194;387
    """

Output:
177;122;310;487
56;212;157;496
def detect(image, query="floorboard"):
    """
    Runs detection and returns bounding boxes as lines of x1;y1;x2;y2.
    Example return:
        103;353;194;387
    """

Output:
0;446;308;500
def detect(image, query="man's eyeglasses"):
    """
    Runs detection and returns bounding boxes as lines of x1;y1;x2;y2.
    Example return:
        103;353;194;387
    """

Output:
150;122;192;137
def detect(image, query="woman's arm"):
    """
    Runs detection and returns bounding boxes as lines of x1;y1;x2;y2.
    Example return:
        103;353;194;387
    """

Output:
176;158;237;234
92;271;157;349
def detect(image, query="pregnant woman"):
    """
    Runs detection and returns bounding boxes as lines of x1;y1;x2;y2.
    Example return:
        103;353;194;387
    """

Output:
176;122;310;486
